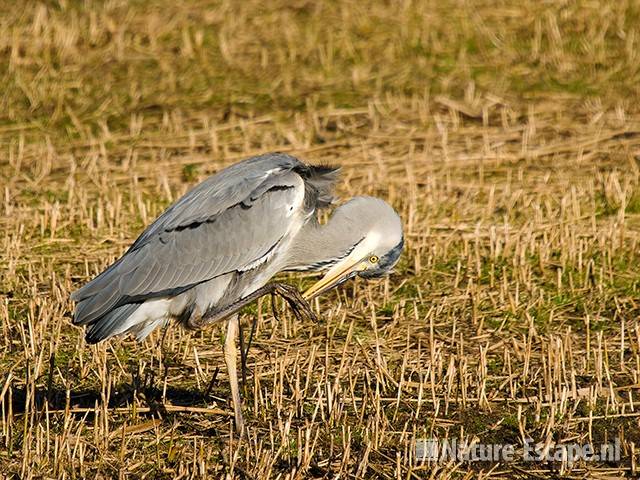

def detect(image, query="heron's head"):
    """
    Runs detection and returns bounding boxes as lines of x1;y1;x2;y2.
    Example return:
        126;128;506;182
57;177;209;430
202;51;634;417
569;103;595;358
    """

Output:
303;196;404;299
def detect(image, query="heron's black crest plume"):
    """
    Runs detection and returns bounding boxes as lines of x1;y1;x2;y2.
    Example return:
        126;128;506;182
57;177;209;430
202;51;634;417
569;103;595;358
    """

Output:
294;162;340;208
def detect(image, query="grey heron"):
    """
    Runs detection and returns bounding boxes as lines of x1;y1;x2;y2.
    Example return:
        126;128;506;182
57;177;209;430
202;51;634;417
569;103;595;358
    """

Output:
71;152;404;431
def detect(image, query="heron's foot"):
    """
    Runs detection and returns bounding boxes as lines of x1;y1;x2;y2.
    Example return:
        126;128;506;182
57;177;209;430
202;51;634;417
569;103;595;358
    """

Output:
186;315;204;330
271;283;318;323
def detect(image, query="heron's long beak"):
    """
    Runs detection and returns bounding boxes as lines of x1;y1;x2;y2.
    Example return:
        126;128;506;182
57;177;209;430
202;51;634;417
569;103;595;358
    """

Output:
302;257;366;300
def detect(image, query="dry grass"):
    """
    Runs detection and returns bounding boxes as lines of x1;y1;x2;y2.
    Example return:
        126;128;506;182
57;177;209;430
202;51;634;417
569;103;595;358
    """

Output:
3;0;640;478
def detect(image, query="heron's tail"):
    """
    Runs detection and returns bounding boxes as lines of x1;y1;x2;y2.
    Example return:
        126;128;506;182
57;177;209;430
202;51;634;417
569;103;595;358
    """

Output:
74;293;171;344
71;257;146;343
83;303;141;344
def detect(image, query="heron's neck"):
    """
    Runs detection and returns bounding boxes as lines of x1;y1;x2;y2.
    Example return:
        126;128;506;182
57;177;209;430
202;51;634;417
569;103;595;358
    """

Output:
286;213;364;272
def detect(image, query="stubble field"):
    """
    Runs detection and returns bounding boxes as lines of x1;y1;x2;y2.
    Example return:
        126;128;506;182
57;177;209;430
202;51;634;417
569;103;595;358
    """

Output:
2;1;640;478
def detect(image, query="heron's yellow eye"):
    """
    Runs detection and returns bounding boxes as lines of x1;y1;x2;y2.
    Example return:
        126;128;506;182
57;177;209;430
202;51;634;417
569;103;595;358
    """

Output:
369;255;379;263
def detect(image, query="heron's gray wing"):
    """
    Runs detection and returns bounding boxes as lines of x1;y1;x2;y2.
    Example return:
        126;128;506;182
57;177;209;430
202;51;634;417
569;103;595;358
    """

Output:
72;157;308;326
130;152;305;250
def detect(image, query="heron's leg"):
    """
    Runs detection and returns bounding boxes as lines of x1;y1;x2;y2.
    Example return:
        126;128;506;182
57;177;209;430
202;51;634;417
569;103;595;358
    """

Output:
188;282;317;329
188;282;315;433
224;314;244;433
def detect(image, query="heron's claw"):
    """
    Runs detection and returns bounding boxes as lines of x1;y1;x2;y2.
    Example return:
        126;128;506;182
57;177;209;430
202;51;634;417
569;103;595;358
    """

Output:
271;283;318;323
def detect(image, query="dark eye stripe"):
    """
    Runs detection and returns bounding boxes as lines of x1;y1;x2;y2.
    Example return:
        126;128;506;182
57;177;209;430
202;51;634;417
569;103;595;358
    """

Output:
378;236;404;270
